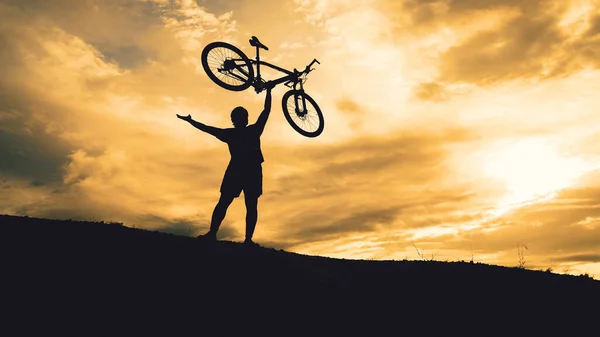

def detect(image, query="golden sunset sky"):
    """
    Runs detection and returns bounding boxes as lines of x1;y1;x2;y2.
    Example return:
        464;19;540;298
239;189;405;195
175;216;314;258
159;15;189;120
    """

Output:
2;0;600;276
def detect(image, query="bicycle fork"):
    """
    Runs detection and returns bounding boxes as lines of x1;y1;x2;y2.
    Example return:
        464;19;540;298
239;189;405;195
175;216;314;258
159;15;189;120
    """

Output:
293;81;308;117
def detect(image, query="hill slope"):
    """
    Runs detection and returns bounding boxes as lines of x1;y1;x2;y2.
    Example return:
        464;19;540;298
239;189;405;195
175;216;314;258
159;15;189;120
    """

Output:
2;214;599;336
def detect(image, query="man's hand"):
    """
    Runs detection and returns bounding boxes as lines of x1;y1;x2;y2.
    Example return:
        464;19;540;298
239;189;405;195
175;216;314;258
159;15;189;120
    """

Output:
177;114;192;122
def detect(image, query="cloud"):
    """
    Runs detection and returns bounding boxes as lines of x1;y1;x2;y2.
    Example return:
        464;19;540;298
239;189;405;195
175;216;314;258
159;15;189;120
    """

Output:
553;253;600;263
414;82;449;102
158;0;237;63
256;127;484;252
379;0;600;91
334;98;368;129
284;207;401;245
0;114;71;184
587;12;600;37
135;213;198;236
1;0;180;67
439;12;566;84
335;99;362;115
0;85;72;184
0;0;234;229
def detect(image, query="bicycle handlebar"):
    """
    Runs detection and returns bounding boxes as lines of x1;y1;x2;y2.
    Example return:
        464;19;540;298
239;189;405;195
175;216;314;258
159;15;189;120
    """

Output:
285;58;321;88
303;58;320;74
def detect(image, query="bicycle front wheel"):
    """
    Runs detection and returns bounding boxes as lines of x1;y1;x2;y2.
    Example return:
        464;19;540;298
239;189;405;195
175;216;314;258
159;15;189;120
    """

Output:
282;90;324;138
201;42;254;91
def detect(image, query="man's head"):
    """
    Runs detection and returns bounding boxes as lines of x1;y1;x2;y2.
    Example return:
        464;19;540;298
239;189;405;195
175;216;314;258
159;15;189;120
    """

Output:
231;106;249;128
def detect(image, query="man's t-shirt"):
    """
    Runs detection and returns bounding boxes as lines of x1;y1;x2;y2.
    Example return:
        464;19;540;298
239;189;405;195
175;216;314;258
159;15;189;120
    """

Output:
215;124;264;169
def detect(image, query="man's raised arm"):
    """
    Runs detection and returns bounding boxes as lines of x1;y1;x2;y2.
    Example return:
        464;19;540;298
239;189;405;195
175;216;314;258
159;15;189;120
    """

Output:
255;83;273;135
176;114;228;142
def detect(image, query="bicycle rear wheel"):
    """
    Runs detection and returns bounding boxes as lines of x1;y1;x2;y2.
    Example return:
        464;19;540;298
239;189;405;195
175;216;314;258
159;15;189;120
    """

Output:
201;42;254;91
282;90;324;138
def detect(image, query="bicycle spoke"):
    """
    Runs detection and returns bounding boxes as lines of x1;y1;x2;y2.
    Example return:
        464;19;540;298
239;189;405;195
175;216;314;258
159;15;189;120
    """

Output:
208;48;230;84
286;94;320;133
206;47;250;86
306;113;315;129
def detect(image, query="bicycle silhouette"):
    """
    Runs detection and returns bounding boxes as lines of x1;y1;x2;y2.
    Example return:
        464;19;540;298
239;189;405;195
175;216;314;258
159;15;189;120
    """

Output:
201;36;324;137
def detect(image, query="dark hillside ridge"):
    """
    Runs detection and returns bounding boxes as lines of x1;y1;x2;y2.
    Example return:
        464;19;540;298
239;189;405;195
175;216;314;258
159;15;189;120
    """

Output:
2;214;599;336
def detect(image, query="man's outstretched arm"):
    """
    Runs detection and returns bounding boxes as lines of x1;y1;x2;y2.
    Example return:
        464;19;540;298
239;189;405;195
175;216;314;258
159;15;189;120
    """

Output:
255;83;273;135
176;114;227;142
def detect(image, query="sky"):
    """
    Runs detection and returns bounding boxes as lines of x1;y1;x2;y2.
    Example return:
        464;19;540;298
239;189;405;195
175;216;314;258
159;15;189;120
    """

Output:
2;0;600;276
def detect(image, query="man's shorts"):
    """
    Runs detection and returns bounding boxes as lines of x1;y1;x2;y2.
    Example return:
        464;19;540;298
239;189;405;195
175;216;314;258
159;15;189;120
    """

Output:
220;164;263;198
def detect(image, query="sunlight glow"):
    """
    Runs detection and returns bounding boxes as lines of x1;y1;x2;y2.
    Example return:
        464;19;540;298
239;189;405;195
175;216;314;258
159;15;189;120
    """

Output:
483;139;593;213
406;222;480;241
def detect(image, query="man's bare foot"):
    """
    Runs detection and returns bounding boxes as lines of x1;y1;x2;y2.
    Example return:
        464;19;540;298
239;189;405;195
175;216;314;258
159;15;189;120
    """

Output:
244;238;260;247
197;230;217;242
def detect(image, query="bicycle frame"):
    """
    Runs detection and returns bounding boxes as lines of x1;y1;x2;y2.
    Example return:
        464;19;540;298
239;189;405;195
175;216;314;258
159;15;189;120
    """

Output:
222;44;317;115
252;46;312;115
224;54;304;89
251;60;301;90
256;59;311;115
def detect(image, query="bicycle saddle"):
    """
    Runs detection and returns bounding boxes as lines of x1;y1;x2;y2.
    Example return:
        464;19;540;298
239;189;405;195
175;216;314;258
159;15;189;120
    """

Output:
249;36;269;51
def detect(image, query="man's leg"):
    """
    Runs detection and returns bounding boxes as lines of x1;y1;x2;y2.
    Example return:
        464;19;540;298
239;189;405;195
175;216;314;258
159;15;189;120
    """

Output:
207;193;235;236
244;194;258;242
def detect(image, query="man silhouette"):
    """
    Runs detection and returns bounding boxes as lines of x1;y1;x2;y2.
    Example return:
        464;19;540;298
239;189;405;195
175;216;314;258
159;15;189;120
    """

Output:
176;82;274;246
